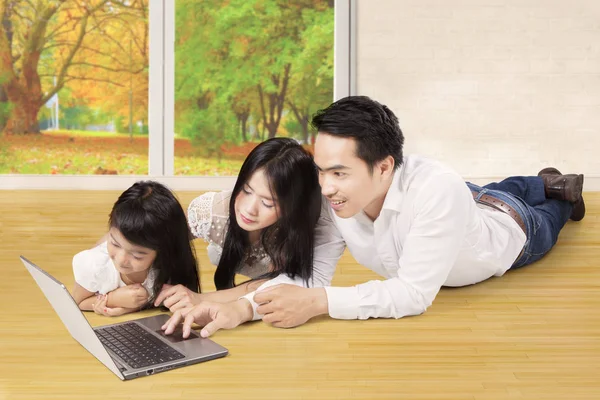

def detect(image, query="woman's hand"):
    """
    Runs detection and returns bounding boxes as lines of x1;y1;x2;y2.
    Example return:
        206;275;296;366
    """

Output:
154;284;202;312
161;299;254;338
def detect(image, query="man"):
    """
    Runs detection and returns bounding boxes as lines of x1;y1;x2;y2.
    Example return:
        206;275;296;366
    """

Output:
162;96;585;339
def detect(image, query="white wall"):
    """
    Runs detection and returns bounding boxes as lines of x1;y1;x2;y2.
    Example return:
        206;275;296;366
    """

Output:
356;0;600;188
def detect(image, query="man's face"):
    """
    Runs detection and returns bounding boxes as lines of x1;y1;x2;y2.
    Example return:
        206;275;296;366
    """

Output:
314;133;381;219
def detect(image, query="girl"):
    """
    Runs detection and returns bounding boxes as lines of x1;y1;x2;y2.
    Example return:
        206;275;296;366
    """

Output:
154;137;322;311
72;181;201;316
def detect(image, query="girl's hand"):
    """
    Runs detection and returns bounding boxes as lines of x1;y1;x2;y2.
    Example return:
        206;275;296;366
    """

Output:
108;284;149;309
92;294;131;317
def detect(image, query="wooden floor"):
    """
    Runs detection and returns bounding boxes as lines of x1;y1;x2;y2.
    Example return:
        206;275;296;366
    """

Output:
0;190;599;400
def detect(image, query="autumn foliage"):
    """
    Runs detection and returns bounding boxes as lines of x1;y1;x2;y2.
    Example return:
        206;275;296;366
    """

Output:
0;0;148;135
0;0;332;176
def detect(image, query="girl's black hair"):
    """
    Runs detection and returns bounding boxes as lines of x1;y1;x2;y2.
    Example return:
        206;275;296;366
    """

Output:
109;181;200;305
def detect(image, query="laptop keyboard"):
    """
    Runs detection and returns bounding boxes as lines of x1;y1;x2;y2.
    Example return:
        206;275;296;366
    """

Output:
95;322;185;369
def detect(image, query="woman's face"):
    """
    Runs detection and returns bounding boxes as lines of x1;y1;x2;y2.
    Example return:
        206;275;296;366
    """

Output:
107;227;157;275
234;168;280;233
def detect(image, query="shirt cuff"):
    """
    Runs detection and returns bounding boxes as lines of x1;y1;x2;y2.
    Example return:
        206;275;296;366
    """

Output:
324;286;361;320
239;274;315;322
239;291;262;321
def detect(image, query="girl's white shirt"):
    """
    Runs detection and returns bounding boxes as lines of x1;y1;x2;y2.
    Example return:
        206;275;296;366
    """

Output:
72;241;158;297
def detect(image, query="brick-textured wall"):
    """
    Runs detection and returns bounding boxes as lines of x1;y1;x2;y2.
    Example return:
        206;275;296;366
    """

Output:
357;0;600;183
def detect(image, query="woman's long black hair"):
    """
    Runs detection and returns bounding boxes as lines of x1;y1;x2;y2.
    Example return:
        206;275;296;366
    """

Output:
214;137;321;290
109;181;201;305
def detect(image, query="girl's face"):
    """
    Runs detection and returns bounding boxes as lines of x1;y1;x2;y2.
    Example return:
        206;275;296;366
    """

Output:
107;227;157;276
234;169;281;233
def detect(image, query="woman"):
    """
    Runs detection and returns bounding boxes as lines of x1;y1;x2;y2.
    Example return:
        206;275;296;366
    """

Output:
154;137;322;311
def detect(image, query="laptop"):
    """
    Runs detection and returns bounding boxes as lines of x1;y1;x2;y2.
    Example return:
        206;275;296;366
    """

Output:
20;255;228;380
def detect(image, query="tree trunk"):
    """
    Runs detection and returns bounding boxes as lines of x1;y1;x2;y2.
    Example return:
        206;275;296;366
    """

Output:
266;92;278;139
257;63;292;140
3;94;41;134
0;2;55;135
0;4;12;132
234;107;249;142
239;112;249;142
254;117;265;141
301;111;309;144
0;87;8;132
288;101;309;143
0;1;109;134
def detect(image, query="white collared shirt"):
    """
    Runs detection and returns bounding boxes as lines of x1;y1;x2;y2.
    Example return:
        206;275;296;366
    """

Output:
243;155;526;320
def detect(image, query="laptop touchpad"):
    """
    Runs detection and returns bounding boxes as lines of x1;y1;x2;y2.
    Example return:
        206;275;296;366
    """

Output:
156;327;200;343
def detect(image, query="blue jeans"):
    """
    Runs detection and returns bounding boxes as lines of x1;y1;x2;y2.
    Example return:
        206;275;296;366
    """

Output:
466;177;573;269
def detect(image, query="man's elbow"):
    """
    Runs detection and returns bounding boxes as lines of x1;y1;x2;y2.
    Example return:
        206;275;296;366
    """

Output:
396;303;429;319
390;292;433;319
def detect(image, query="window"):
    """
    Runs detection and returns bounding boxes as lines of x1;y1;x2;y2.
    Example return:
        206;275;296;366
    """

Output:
0;0;353;188
173;0;335;176
0;0;149;175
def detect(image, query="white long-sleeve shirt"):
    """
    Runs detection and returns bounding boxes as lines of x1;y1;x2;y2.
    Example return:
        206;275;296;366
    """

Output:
242;155;526;320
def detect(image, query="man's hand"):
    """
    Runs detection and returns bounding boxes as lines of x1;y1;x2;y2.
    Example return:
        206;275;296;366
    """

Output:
92;294;132;317
154;284;201;311
254;284;329;328
161;299;254;339
107;284;149;309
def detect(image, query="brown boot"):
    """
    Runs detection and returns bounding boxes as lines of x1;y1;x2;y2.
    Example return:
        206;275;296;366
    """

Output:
538;167;585;221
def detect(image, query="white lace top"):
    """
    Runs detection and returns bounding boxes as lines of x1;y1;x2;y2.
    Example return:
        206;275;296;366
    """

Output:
187;190;272;278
